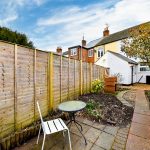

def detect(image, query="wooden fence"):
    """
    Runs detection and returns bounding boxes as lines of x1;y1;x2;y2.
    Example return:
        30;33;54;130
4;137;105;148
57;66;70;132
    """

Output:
0;41;106;138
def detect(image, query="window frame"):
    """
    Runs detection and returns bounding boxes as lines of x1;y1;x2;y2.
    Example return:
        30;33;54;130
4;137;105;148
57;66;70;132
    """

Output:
70;48;77;56
88;49;93;57
98;47;104;58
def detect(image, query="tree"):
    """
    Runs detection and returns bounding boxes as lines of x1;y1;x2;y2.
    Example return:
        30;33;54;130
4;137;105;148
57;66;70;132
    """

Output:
0;27;35;49
121;22;150;67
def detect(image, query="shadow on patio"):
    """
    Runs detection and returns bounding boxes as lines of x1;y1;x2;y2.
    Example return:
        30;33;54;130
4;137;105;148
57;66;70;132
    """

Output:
13;117;130;150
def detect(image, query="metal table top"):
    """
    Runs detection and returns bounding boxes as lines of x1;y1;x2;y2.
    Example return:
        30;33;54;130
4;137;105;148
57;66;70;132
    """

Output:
58;100;86;112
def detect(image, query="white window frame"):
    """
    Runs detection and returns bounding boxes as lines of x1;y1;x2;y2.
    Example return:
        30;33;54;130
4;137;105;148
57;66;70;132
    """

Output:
139;62;150;71
70;48;77;56
98;47;104;58
88;49;93;57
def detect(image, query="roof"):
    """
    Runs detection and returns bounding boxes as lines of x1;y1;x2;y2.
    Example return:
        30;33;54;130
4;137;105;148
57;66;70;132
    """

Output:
87;21;150;48
108;51;138;65
63;51;69;55
86;38;103;48
68;45;88;49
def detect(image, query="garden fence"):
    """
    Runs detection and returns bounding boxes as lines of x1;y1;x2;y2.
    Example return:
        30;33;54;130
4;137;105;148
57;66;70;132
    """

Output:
0;40;106;138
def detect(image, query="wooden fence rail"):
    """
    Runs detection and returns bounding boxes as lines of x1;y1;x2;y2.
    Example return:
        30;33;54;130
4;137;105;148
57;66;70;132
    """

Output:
0;41;106;138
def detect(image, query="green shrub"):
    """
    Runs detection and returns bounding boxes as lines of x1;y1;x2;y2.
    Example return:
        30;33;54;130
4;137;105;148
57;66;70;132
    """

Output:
85;100;102;119
91;79;104;93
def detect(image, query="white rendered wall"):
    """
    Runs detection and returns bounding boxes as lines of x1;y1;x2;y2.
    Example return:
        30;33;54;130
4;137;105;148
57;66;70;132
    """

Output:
95;52;135;84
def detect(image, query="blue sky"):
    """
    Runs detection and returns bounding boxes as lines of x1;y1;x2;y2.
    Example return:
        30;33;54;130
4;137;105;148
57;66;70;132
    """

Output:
0;0;150;52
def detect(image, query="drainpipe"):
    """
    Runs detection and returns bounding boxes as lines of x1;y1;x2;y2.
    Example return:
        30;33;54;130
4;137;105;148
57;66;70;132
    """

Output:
129;64;134;85
131;66;133;85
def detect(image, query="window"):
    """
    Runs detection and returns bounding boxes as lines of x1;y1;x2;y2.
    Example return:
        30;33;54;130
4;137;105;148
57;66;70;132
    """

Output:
70;48;77;56
140;67;150;71
98;47;104;57
88;49;93;57
140;62;150;71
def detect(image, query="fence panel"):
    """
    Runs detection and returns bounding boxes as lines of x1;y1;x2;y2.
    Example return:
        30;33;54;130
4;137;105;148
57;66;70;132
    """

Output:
35;51;49;119
0;42;15;138
0;41;106;138
69;59;75;100
17;46;34;130
61;56;69;102
53;54;61;108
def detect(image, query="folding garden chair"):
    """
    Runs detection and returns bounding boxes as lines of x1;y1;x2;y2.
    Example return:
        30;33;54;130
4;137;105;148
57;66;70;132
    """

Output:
36;101;72;150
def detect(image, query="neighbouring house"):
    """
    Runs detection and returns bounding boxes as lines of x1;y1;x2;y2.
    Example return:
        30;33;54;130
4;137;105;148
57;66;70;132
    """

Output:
63;37;95;63
95;51;138;85
63;21;150;84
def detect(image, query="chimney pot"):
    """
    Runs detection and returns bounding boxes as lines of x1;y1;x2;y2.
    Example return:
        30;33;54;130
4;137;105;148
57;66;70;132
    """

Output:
82;35;86;47
56;47;62;55
103;24;109;37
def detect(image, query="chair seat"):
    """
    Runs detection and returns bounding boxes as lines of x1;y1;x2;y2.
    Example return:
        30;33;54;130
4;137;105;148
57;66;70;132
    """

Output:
42;118;68;134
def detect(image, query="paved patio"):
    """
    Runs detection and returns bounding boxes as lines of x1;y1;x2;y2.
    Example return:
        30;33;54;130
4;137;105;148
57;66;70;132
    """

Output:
126;90;150;150
13;117;130;150
13;87;150;150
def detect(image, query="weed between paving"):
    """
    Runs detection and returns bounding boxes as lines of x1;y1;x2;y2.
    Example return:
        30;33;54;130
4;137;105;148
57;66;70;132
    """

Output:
78;93;134;127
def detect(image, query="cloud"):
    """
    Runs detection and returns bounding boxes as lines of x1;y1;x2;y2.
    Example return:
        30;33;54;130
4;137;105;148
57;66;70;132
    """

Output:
0;0;46;26
34;0;150;51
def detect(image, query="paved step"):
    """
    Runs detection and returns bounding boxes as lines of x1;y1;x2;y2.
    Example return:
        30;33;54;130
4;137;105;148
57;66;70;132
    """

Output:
126;90;150;150
117;91;133;107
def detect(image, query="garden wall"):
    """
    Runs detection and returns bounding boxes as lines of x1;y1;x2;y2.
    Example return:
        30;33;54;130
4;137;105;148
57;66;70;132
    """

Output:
0;40;106;139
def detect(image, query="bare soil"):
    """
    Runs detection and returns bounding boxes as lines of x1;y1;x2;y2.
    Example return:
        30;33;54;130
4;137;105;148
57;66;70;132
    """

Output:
78;93;134;127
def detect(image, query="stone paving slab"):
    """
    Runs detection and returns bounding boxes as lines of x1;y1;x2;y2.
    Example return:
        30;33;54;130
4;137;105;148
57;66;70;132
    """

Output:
104;126;118;136
73;138;93;150
91;122;106;131
90;145;105;150
70;123;90;137
95;132;115;150
126;134;150;150
132;112;150;126
130;122;150;139
84;127;102;143
126;90;150;150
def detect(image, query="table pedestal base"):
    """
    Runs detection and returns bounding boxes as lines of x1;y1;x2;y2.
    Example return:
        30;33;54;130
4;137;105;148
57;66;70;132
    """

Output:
67;112;87;145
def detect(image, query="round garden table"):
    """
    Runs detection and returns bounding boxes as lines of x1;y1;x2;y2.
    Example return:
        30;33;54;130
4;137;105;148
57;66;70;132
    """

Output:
58;100;87;144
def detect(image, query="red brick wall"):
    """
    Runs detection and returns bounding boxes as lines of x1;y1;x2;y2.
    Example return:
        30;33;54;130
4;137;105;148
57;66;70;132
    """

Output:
68;47;94;63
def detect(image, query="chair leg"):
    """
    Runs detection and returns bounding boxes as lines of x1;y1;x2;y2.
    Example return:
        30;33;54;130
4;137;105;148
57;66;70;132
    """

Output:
37;125;41;144
41;133;46;150
67;130;72;150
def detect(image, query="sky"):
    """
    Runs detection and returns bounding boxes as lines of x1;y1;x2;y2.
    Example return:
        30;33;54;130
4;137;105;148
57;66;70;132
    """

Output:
0;0;150;52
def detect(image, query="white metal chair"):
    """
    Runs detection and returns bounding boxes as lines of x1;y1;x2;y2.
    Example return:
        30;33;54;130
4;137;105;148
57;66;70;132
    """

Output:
36;101;72;150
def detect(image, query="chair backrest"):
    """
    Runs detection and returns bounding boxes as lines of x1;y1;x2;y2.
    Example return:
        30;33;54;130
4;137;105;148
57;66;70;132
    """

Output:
37;101;44;123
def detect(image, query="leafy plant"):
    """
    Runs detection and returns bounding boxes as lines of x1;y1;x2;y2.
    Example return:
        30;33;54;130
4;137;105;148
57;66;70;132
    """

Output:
85;100;102;119
91;79;104;93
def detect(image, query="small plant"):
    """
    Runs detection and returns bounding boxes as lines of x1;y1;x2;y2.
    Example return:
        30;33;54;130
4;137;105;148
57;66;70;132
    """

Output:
91;79;104;93
85;100;102;119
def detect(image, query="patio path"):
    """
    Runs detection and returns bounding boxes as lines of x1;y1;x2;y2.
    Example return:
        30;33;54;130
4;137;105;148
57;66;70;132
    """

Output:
13;86;150;150
13;117;130;150
126;90;150;150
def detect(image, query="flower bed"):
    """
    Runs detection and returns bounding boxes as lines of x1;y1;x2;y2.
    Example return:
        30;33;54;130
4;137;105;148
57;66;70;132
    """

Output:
78;93;134;127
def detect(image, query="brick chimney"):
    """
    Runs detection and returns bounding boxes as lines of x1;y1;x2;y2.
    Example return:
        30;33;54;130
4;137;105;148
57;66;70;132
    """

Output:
56;47;62;55
103;24;109;37
82;35;86;47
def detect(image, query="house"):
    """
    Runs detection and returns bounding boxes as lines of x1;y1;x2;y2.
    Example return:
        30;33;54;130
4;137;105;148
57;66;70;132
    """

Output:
63;37;95;63
95;51;138;85
63;21;150;84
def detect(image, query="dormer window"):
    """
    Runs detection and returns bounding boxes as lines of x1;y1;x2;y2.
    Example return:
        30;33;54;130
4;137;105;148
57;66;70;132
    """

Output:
88;49;93;57
98;47;104;57
70;48;77;56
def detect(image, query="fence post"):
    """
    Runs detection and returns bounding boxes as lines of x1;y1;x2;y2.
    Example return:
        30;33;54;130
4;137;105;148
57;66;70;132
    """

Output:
49;52;54;109
33;49;36;122
74;59;76;98
80;60;82;95
90;63;93;92
14;44;17;131
68;57;70;100
60;55;62;103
